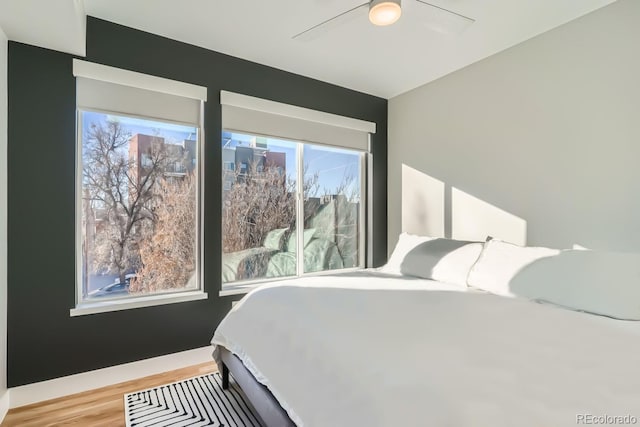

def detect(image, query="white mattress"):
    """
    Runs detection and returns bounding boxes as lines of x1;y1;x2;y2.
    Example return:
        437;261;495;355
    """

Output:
212;270;640;426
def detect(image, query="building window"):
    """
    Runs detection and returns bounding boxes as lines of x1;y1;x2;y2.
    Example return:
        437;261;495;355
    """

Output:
79;111;200;302
221;131;364;285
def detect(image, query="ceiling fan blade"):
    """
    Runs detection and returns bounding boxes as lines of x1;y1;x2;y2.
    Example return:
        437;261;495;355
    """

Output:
293;2;369;42
413;0;475;35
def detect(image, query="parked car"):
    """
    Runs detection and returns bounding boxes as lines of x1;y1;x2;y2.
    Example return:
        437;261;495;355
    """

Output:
87;274;136;298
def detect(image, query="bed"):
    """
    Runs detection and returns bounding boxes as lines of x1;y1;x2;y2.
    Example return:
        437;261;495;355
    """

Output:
212;239;640;426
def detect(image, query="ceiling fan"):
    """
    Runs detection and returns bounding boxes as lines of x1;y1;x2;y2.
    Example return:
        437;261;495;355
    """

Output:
293;0;475;41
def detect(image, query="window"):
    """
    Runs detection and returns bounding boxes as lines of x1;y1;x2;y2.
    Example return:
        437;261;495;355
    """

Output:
220;92;374;288
80;112;199;301
221;132;364;284
222;133;298;284
73;60;206;313
303;144;362;271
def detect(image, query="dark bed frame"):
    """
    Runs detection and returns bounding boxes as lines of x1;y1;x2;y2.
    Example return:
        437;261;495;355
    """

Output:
219;347;297;426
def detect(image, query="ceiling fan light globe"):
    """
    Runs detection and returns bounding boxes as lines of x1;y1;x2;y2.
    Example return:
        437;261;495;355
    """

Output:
369;0;402;26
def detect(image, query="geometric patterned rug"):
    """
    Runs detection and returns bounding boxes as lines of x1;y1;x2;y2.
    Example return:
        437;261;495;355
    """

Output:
124;372;263;426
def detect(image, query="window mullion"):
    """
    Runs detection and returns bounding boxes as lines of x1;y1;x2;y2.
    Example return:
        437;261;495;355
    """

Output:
366;135;373;268
296;143;304;277
360;151;368;269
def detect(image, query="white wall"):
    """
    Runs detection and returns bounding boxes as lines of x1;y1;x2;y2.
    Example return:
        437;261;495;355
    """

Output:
0;24;9;422
388;0;640;252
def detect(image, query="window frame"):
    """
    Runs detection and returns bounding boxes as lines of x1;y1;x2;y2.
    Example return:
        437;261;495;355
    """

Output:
73;106;206;314
220;129;369;293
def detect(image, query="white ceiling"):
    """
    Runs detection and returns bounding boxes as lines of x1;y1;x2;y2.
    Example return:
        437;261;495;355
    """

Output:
1;0;617;98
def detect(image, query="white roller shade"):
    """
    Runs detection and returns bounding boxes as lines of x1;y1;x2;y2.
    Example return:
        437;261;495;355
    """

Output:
73;59;206;125
221;91;375;152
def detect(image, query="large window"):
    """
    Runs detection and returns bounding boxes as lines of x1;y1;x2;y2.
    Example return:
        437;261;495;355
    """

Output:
73;60;206;311
79;112;200;301
221;131;364;285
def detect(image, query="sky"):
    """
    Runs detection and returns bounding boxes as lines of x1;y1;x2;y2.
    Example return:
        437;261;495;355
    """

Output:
223;131;361;198
82;111;198;145
81;113;361;198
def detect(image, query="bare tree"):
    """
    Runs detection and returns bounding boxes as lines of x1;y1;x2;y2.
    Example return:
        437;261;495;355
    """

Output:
131;174;197;293
83;120;168;283
222;162;300;253
221;158;362;257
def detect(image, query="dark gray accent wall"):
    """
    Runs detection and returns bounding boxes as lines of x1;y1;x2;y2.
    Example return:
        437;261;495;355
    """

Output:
7;17;387;387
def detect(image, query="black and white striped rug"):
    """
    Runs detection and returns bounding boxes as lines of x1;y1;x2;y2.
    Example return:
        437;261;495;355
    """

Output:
124;372;263;426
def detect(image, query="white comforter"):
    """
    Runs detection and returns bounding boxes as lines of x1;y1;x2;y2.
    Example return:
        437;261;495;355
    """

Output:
212;271;640;426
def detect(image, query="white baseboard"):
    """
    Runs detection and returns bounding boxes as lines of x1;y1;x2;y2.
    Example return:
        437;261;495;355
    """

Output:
9;346;214;409
0;390;9;424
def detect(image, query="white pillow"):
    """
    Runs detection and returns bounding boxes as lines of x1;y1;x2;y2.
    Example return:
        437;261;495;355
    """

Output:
468;240;640;320
382;233;483;286
400;239;484;286
381;233;435;274
467;240;561;296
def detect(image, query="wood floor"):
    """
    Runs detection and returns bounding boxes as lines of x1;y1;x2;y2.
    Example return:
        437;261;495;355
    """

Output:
1;362;218;427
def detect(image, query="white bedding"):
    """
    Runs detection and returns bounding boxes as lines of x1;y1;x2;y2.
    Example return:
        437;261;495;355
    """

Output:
212;270;640;426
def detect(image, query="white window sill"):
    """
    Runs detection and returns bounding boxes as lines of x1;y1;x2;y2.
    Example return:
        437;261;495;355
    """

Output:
70;291;208;317
219;284;260;297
